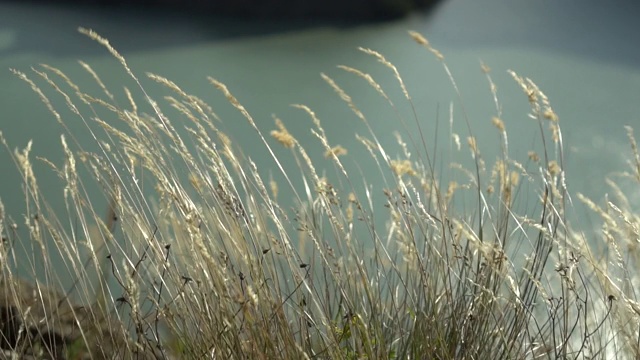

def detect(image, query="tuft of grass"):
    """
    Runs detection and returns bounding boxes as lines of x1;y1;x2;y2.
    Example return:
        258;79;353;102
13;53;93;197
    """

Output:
0;27;638;359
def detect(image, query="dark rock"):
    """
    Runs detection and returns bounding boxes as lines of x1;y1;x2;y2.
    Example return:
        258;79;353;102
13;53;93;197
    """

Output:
0;277;171;359
15;0;442;20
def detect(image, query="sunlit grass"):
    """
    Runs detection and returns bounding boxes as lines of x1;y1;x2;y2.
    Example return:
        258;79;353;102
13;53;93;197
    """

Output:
0;28;638;359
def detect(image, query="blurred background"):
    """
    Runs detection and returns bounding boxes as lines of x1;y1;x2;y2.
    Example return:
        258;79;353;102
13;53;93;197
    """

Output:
0;0;639;280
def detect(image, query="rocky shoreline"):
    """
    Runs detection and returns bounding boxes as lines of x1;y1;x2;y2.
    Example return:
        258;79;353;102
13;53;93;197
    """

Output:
14;0;442;20
0;277;170;360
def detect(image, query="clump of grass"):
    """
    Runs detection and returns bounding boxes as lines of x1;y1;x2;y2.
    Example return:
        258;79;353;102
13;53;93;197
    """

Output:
0;27;638;359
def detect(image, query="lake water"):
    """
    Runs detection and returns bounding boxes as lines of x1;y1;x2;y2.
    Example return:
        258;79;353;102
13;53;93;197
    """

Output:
1;0;639;285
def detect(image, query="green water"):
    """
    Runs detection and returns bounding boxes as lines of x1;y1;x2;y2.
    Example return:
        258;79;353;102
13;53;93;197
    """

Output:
1;1;639;288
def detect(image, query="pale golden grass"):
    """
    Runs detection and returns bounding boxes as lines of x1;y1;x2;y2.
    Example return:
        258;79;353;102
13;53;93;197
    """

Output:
0;28;638;360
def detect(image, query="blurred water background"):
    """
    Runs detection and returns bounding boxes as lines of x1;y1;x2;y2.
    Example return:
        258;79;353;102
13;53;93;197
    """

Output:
1;0;639;286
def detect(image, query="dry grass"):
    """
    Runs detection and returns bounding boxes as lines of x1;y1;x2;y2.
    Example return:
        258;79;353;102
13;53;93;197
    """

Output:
0;28;638;359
